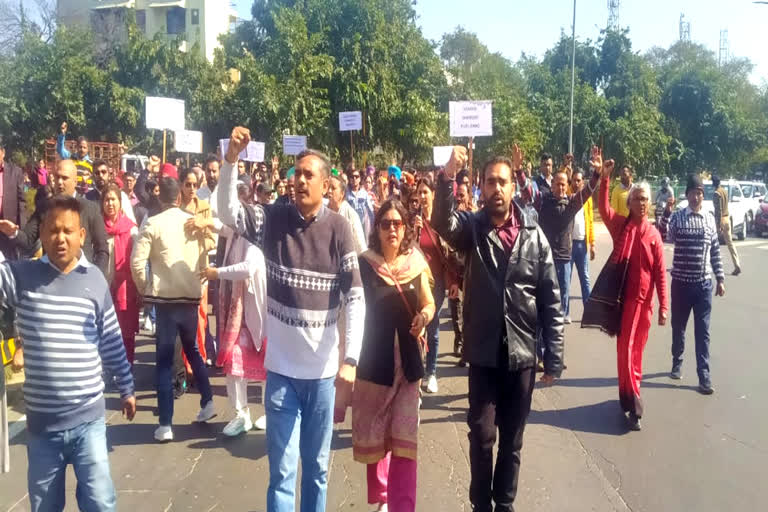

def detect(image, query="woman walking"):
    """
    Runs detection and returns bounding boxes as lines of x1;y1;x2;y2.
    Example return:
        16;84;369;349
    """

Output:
353;199;435;512
595;149;668;430
102;182;139;366
200;222;268;435
413;177;459;394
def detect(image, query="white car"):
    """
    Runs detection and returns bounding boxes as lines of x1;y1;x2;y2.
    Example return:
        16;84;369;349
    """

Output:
738;181;767;232
675;180;750;240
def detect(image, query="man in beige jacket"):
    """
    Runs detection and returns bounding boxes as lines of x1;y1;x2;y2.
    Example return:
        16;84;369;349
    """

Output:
131;177;214;442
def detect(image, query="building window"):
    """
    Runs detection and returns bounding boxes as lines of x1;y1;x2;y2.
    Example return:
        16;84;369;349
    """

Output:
166;7;186;35
136;10;146;32
191;9;199;26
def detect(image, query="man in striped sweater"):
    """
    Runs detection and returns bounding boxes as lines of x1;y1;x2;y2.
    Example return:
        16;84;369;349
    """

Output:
660;174;725;395
0;195;135;511
219;127;365;512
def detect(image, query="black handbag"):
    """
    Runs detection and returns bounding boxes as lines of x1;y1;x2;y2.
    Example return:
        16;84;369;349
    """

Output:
581;258;630;337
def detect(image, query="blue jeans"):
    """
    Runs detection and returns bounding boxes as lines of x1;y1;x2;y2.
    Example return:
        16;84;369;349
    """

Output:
155;303;213;425
425;277;446;376
671;279;713;381
567;240;591;316
554;260;572;317
265;371;335;512
27;418;116;512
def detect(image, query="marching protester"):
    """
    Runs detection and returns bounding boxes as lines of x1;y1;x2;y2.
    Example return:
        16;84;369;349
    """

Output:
610;164;634;218
0;141;26;260
101;182;139;368
131;177;215;442
534;152;554;206
329;174;367;254
567;168;596;317
0;195;136;511
200;219;268;435
413;176;459;394
85;160;136;223
218;127;364;512
537;162;600;324
449;182;474;366
56;122;93;188
433;145;563;512
589;150;668;430
712;175;742;276
0;160;109;274
353;199;435;512
346;165;375;240
123;172;140;207
659;174;725;395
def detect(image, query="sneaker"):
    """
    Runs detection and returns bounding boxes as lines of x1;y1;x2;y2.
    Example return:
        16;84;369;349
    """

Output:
426;374;438;394
142;317;154;334
222;413;252;437
627;412;642;431
563;316;572;324
254;415;267;431
670;363;682;380
698;380;715;395
154;425;174;442
195;400;216;423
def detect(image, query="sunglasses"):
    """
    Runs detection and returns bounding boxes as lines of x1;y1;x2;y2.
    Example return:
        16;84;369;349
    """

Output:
379;219;404;231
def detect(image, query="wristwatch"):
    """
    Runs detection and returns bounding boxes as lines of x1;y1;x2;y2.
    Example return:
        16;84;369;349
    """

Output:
343;357;358;367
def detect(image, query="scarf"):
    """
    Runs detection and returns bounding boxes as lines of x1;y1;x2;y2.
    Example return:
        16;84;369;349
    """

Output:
216;234;249;368
360;247;431;287
104;213;136;310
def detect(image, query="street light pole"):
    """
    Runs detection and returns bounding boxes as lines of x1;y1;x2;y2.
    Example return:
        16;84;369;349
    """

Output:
569;0;577;154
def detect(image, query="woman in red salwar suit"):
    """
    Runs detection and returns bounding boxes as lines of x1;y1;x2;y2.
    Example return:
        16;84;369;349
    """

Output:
597;154;669;431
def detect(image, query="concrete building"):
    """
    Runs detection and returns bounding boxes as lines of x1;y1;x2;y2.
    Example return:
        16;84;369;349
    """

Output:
57;0;237;62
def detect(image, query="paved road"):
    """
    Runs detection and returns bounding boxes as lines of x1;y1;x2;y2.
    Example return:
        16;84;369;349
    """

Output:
2;226;766;511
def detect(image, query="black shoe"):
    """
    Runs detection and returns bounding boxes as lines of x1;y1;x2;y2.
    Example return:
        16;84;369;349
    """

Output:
627;412;642;431
456;359;467;368
698;380;715;395
670;363;682;380
732;268;741;276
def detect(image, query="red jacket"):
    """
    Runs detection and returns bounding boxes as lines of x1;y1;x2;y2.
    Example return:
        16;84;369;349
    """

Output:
599;177;668;314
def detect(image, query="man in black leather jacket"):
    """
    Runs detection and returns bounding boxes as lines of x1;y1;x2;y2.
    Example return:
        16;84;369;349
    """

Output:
433;145;564;512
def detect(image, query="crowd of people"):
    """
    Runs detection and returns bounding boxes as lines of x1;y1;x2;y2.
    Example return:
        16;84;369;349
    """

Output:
0;124;738;512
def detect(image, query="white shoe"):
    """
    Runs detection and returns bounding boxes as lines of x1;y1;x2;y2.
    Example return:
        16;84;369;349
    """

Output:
426;374;438;394
376;504;388;512
254;415;267;431
195;400;216;423
222;413;252;437
154;425;173;442
142;317;155;335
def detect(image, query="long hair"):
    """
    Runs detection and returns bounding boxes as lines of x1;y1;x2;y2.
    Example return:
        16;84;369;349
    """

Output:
368;199;416;257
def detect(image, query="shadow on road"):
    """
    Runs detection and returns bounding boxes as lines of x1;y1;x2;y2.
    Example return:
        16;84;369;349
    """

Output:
528;400;630;436
554;372;700;392
186;429;269;462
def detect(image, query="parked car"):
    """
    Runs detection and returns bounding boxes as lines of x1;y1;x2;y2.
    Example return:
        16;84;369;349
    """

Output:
676;179;750;240
738;181;767;233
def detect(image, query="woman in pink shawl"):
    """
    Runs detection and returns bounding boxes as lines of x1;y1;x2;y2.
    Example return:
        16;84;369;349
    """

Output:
101;182;139;365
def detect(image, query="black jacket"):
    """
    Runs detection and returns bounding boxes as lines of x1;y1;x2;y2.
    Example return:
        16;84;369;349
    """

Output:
13;195;109;274
433;173;564;376
537;176;597;262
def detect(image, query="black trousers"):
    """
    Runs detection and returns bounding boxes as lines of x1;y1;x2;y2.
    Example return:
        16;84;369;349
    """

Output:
468;365;535;512
449;295;463;354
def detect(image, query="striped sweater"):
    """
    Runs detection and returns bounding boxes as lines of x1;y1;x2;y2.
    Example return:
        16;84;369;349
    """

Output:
0;254;134;434
660;207;725;283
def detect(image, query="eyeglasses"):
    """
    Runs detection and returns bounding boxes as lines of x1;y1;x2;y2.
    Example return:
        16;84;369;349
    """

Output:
379;219;404;231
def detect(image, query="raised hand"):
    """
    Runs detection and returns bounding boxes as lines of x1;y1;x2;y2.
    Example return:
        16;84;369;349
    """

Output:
60;121;68;134
511;144;524;172
271;155;279;170
445;146;468;179
589;145;603;173
226;126;250;164
602;159;616;180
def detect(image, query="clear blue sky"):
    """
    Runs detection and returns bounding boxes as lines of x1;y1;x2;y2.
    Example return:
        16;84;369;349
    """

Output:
232;0;768;84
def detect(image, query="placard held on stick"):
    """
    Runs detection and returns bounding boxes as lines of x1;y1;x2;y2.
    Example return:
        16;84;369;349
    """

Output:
449;101;493;137
174;130;203;153
283;135;307;156
146;97;185;132
339;111;363;131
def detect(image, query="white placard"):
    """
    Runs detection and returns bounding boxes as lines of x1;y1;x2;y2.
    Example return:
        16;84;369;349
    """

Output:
244;141;265;162
449;100;493;137
339;111;363;131
283;135;308;156
433;146;454;166
146;96;185;131
174;130;203;153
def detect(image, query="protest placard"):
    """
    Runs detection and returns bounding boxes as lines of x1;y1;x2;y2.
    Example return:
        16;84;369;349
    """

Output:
339;111;363;131
174;130;203;153
449;100;493;137
146;97;185;132
283;135;308;156
433;146;454;166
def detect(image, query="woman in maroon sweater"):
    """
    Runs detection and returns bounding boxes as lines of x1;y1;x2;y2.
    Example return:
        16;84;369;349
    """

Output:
413;177;459;394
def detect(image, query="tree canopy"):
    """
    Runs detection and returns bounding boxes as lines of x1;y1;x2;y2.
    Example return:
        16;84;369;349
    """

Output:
0;0;766;179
